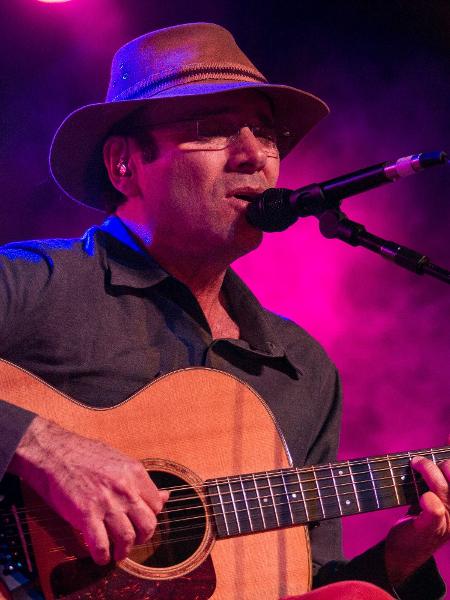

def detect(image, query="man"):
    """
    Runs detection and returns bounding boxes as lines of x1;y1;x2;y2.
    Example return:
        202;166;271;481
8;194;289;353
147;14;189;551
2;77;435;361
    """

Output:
0;22;448;599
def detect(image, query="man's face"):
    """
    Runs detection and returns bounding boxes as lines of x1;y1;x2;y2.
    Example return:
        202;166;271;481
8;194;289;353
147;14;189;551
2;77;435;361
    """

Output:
123;91;280;263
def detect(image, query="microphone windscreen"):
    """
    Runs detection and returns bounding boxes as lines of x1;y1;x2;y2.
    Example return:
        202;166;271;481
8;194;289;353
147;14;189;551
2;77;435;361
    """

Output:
246;188;298;232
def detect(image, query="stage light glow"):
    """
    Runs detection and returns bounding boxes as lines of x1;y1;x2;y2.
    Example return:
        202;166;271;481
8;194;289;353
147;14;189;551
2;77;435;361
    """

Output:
37;0;72;3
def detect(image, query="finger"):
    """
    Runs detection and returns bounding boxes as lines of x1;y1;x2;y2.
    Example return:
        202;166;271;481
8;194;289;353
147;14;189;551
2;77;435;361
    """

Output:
411;456;449;503
138;474;167;514
82;517;111;565
127;499;158;545
104;512;136;562
159;489;170;503
439;459;450;482
413;491;449;543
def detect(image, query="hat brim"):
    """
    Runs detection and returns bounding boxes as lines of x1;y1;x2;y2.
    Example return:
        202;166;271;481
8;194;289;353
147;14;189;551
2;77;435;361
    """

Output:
50;81;329;210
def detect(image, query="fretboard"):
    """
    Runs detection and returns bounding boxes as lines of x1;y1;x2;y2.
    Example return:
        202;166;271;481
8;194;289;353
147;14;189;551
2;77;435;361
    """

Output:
206;446;450;538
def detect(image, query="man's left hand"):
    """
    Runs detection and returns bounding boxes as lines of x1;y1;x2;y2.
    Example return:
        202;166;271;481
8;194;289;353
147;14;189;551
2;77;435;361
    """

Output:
384;442;450;587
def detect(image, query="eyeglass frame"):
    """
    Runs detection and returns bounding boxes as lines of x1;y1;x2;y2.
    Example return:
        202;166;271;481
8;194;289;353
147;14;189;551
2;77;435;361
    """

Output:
121;115;292;158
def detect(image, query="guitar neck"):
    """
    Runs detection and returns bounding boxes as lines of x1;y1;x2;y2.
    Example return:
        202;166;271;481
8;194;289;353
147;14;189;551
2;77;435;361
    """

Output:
207;446;450;538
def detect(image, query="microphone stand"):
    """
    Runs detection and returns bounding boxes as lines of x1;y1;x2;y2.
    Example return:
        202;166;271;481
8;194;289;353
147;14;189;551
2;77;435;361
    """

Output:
317;209;450;285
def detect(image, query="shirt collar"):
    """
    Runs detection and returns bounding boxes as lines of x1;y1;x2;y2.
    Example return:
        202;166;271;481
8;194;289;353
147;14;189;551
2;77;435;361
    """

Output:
98;215;169;288
223;269;304;374
98;215;303;373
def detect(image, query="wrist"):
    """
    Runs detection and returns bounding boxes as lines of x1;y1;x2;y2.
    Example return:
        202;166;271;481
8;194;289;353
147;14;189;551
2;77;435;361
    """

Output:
385;527;434;587
9;416;61;478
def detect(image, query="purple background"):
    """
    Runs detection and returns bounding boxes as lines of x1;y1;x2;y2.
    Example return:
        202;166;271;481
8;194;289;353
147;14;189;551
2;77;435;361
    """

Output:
2;0;450;593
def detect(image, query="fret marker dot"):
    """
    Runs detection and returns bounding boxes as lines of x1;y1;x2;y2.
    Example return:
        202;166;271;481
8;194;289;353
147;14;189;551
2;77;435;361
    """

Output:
345;499;351;505
263;498;268;503
291;493;297;499
401;475;406;481
338;470;344;475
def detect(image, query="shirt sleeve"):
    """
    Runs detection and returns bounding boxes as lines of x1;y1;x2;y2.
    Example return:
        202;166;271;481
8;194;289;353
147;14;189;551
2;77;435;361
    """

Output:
314;541;446;599
308;366;446;598
0;244;52;478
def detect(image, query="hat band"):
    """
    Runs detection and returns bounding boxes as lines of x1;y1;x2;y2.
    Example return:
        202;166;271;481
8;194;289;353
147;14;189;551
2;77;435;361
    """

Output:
111;64;268;102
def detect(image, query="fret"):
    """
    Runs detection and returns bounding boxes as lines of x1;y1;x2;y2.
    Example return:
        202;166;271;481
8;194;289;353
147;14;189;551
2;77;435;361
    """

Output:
254;473;278;530
407;451;421;502
283;470;309;525
266;472;280;527
347;460;361;512
314;465;342;519
425;447;450;466
312;467;326;518
228;476;254;535
420;450;440;466
226;477;241;534
241;474;265;532
297;468;323;522
279;471;295;525
207;479;230;537
330;464;343;516
330;464;359;516
268;471;294;528
393;455;418;505
349;460;377;513
295;470;311;522
387;455;400;505
370;458;404;509
238;476;254;532
436;447;450;461
366;458;380;509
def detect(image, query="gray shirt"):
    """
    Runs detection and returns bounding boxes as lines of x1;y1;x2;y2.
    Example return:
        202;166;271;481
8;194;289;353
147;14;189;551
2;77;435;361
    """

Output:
0;216;444;597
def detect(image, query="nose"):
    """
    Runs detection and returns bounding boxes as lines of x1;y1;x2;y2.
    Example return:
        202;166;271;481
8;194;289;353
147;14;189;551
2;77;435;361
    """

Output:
226;127;269;173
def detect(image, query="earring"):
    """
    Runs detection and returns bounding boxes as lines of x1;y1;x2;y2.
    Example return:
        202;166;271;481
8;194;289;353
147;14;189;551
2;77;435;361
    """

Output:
117;159;129;177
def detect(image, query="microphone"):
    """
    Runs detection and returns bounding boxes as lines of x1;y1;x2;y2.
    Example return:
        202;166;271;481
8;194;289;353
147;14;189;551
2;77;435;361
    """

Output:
246;150;448;232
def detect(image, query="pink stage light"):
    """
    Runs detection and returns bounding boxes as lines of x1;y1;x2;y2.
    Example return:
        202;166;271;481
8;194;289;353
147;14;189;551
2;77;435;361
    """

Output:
37;0;72;3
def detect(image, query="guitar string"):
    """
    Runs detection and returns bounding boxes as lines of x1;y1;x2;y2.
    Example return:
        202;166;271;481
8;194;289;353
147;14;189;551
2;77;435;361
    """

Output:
0;456;438;533
1;448;447;519
0;461;424;529
0;476;427;553
3;476;426;559
4;463;425;528
0;478;420;561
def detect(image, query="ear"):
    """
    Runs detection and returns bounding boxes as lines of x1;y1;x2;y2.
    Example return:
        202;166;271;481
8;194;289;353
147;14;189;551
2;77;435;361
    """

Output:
103;136;140;197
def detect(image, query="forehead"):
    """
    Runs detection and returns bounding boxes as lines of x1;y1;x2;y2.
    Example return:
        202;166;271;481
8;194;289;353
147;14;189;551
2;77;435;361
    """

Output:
189;92;274;122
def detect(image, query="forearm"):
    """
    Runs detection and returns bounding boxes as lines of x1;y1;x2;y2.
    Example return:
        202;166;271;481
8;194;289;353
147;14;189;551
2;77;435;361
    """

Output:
8;415;65;488
314;540;446;600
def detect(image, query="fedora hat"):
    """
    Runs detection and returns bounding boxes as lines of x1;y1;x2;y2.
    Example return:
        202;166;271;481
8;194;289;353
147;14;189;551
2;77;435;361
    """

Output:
50;22;329;211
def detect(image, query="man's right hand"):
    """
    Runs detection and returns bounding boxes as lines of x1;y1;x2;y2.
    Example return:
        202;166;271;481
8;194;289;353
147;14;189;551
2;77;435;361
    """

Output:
8;416;169;565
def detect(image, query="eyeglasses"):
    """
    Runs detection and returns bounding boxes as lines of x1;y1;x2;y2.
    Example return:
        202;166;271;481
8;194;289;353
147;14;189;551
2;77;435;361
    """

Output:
132;116;292;158
187;119;292;157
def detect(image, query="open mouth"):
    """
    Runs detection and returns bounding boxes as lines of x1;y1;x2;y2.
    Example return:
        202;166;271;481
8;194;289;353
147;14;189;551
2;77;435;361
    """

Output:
233;194;258;203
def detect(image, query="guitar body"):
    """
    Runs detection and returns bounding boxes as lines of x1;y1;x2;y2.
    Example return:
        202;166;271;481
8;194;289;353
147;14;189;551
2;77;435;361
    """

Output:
0;359;311;599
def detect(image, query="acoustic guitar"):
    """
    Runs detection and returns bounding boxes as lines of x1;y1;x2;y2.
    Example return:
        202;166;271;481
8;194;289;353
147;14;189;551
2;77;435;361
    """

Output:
0;358;448;599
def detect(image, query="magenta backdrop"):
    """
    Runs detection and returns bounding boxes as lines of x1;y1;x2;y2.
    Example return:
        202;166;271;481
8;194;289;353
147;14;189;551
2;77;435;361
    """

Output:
234;115;450;584
2;0;450;594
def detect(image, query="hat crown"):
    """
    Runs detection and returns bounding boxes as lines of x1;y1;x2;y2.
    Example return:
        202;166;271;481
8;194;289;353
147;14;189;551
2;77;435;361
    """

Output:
50;22;329;210
107;23;265;102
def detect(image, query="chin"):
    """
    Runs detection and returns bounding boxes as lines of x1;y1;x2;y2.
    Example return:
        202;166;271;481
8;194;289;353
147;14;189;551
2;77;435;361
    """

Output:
231;221;264;258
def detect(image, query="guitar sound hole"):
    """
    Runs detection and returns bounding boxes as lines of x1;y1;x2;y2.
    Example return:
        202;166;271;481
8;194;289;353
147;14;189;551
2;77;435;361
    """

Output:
128;470;206;568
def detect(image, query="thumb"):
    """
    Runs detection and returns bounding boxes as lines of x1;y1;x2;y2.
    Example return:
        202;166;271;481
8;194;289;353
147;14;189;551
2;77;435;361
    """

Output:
159;489;170;503
413;491;445;535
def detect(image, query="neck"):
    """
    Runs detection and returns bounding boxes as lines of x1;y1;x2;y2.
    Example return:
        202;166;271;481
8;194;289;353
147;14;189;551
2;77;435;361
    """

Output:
117;214;239;338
